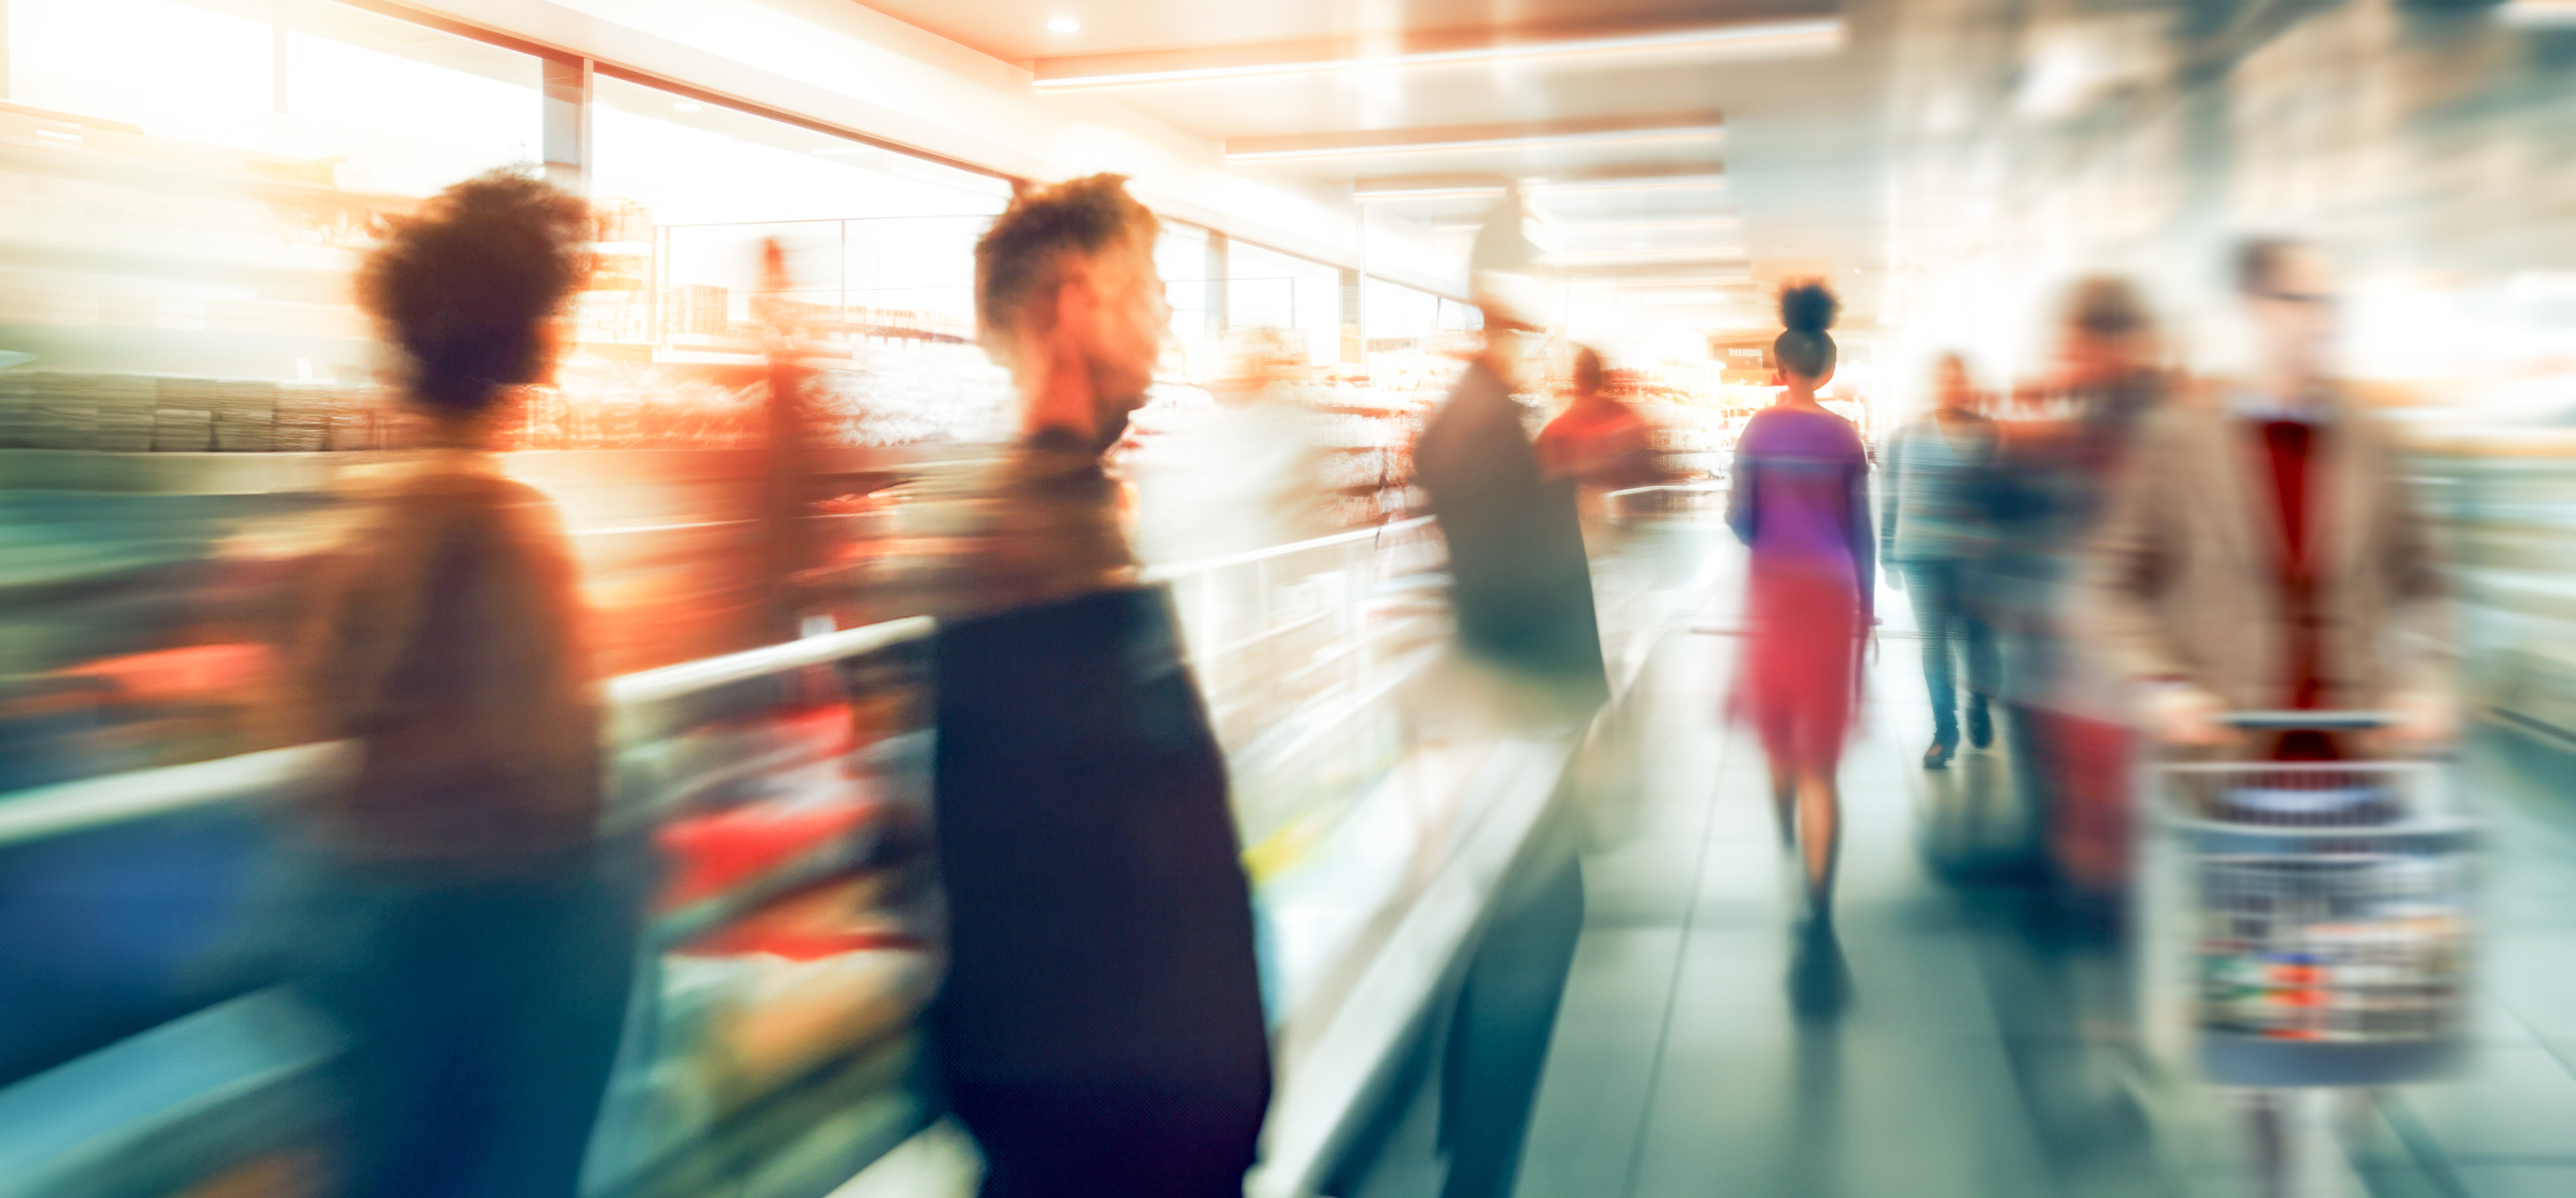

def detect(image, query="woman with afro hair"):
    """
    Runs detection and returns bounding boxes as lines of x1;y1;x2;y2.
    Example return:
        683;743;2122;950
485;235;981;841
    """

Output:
279;169;642;1198
1726;281;1874;928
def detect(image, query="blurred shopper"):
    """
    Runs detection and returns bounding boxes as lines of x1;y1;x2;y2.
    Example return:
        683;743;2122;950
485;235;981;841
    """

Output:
1984;277;2164;895
278;170;639;1198
1407;191;1598;1198
1537;346;1661;496
2085;238;2453;758
1728;282;1872;922
1881;353;1999;768
755;236;823;642
929;174;1269;1198
1537;345;1668;563
1123;327;1340;563
1414;233;1610;701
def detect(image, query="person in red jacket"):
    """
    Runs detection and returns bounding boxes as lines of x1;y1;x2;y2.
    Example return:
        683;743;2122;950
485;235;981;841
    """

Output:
1537;347;1659;492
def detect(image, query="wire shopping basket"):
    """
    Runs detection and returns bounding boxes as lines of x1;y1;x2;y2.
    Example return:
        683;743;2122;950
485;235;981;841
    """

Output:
2152;712;2479;1089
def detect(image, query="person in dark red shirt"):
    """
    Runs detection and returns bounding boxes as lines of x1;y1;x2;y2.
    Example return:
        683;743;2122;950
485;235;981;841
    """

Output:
2085;238;2453;759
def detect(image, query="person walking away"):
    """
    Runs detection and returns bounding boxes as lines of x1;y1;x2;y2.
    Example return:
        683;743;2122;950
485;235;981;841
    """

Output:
1982;277;2163;895
1536;346;1663;528
277;170;642;1198
1881;353;2000;769
925;174;1269;1198
1414;235;1611;704
2081;237;2453;1198
1727;282;1873;924
1406;191;1600;1198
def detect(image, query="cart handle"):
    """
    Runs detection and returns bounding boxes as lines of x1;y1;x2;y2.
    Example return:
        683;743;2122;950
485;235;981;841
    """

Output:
2218;710;2391;731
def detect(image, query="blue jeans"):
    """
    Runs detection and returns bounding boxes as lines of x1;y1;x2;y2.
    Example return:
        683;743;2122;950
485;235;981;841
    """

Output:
1905;559;1997;743
294;848;644;1198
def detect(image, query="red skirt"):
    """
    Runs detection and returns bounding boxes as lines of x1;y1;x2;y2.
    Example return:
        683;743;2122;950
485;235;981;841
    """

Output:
1730;568;1863;773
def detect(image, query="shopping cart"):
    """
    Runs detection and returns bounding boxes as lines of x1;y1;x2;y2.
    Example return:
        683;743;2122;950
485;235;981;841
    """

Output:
2152;712;2480;1091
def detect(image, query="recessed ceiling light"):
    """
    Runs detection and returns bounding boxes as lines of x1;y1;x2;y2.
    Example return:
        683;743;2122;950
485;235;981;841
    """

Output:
1048;16;1081;33
673;101;704;112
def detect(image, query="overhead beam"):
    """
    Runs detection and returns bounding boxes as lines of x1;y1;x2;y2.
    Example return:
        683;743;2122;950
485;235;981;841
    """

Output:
1226;114;1722;162
1029;17;1845;90
1554;261;1754;282
1544;248;1748;266
1353;163;1729;201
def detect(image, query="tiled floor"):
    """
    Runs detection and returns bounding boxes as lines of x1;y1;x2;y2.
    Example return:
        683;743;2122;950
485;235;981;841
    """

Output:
1349;526;2576;1198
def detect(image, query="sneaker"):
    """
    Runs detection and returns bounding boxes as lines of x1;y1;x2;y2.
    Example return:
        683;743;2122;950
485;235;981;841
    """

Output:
1968;700;1993;749
1923;739;1957;769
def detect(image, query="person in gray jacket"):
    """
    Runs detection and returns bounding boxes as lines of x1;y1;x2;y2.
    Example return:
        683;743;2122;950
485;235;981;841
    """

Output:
1881;352;2000;767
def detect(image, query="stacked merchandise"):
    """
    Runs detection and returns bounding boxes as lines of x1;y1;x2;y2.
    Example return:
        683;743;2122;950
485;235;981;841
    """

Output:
1303;385;1435;527
0;375;25;448
271;385;337;453
1613;363;1742;480
842;305;975;346
94;376;156;453
211;380;278;452
0;373;120;450
664;286;730;339
0;107;390;425
29;374;95;450
0;374;40;448
153;378;219;453
0;374;378;453
2196;855;2472;1045
799;345;1012;448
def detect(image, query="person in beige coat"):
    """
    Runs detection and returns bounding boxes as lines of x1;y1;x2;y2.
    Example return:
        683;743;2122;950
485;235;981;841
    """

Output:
2083;239;2453;756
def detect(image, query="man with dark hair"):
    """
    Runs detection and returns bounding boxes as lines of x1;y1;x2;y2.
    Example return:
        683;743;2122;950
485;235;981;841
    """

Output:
925;173;1271;1198
2085;238;2451;758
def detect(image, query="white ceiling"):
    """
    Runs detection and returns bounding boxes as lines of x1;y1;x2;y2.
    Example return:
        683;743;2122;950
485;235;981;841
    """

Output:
849;0;1891;333
861;0;1825;64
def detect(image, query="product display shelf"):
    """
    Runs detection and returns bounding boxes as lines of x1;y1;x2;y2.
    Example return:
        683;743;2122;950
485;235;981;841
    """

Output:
583;623;943;1198
2413;440;2576;750
0;620;945;1198
0;510;1566;1198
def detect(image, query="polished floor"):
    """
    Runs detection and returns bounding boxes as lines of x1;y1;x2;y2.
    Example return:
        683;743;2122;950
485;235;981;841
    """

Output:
1349;522;2576;1198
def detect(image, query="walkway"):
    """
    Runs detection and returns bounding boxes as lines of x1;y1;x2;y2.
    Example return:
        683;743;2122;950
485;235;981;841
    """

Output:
1351;524;2576;1198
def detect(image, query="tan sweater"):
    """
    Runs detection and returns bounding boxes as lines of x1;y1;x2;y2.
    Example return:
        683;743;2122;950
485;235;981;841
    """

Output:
283;450;601;865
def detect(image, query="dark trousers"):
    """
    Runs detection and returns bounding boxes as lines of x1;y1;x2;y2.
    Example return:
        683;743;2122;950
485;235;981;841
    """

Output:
951;1078;1268;1198
1904;559;1997;743
1439;848;1586;1198
297;852;641;1198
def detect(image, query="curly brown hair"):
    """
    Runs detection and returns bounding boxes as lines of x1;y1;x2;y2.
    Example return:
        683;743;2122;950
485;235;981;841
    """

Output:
973;173;1159;364
358;169;591;416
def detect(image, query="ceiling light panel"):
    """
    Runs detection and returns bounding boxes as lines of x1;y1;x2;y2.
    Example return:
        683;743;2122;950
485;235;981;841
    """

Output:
1227;115;1724;163
1030;18;1845;90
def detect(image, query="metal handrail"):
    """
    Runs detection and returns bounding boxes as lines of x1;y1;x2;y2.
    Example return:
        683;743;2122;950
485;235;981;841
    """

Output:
0;511;1450;845
604;615;933;709
1601;480;1726;503
1141;516;1434;583
0;742;354;848
0;616;940;848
